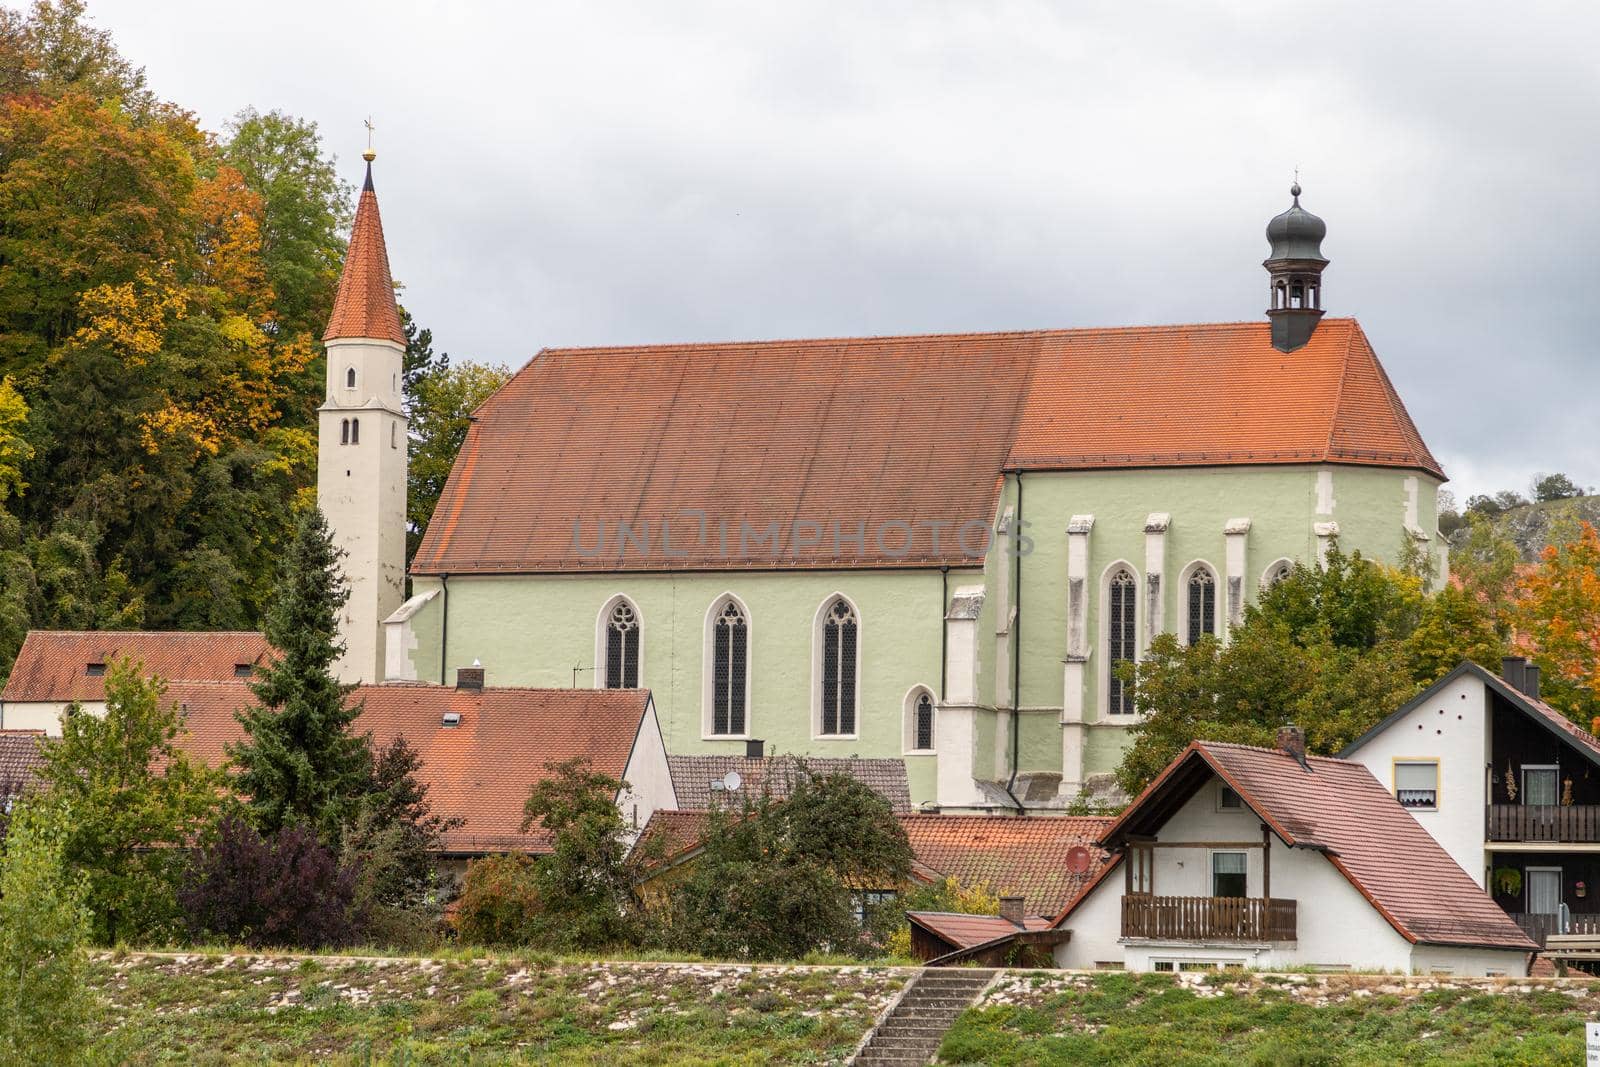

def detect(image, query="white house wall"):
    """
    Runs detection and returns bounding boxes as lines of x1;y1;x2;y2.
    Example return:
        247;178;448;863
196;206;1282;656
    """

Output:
616;699;677;838
1054;871;1125;969
1;699;98;735
1408;944;1529;977
1345;671;1490;887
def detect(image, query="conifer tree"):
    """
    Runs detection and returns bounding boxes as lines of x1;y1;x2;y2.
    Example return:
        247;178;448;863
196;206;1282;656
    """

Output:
230;507;369;839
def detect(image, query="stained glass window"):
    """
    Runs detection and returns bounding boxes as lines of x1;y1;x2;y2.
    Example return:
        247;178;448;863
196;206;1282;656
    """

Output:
821;598;858;735
711;600;747;734
913;691;934;751
604;600;640;689
1108;569;1136;715
1187;567;1216;644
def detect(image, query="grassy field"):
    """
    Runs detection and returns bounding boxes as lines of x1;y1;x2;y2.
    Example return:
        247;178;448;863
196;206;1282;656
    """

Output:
86;950;908;1065
938;970;1598;1066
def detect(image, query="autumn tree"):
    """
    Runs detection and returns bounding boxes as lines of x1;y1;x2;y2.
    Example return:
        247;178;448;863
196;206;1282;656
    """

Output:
1514;521;1600;726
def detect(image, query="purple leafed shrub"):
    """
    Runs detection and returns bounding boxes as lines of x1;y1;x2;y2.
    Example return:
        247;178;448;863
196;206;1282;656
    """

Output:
180;814;363;948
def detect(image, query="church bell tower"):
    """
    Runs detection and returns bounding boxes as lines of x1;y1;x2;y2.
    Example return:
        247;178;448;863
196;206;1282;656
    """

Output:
318;146;407;684
1264;182;1329;353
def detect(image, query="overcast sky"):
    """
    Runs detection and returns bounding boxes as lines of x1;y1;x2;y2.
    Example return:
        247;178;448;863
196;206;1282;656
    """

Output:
86;1;1600;501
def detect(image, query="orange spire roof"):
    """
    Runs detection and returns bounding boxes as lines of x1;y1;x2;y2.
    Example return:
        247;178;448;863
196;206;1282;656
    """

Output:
323;161;406;346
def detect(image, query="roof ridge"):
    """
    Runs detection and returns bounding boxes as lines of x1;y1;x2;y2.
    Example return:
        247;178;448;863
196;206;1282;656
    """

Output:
1322;321;1358;461
534;319;1340;358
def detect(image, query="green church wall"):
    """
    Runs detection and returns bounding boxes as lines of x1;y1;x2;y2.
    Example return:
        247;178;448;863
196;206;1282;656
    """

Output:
399;463;1442;805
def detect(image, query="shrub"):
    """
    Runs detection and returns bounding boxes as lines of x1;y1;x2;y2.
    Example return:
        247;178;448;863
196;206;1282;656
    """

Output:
454;853;543;946
0;801;94;1063
180;815;362;948
881;876;1000;958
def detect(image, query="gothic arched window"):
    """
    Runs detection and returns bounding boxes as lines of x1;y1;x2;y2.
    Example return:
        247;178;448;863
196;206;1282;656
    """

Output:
1186;565;1217;645
340;419;350;445
604;600;640;689
709;599;748;735
905;687;935;752
349;418;360;445
346;367;357;388
1107;567;1137;716
819;597;859;736
1262;559;1294;591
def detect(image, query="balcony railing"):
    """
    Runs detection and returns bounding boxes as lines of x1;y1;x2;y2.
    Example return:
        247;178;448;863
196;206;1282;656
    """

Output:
1120;894;1297;942
1507;911;1600;948
1486;804;1600;843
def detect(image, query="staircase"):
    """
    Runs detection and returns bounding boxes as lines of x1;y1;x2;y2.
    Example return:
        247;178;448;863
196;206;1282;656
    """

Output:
850;968;996;1066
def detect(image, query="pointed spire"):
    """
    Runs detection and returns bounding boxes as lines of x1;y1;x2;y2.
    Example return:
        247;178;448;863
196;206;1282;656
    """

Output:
323;149;405;346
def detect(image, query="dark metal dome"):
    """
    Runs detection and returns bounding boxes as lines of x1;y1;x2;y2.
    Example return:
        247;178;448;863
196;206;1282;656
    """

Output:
1265;183;1327;262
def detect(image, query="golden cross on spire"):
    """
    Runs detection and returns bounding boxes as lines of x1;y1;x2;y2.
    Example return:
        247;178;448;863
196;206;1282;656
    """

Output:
362;117;376;162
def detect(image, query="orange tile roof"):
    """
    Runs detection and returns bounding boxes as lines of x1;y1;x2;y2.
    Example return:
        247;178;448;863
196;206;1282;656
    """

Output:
1;631;269;703
1086;741;1536;952
0;730;47;794
166;681;653;854
322;165;405;346
900;813;1115;916
414;319;1440;575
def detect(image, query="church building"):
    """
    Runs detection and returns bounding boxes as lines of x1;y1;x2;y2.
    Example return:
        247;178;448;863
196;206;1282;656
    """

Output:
325;167;1446;810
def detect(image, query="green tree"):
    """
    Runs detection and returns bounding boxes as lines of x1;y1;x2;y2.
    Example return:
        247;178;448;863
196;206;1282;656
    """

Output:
406;358;510;562
519;757;642;950
36;660;225;943
667;766;913;960
1116;546;1439;796
1533;472;1587;502
229;507;368;839
0;798;94;1063
222;108;350;346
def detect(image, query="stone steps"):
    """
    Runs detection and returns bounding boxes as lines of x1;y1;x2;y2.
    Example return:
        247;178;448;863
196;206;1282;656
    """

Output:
850;968;995;1066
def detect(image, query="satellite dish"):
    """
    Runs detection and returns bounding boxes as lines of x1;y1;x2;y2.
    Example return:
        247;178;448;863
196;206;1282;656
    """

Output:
1065;846;1092;875
723;771;742;792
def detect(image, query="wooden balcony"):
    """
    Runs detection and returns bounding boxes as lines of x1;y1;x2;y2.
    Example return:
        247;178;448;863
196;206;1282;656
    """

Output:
1507;912;1600;948
1486;804;1600;844
1120;894;1297;942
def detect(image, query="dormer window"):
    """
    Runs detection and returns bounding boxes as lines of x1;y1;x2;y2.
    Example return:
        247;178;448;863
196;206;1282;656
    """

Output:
234;663;253;678
346;367;357;388
85;662;106;677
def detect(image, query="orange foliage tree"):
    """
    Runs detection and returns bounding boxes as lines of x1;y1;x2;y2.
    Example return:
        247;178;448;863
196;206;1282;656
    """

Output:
1512;521;1600;726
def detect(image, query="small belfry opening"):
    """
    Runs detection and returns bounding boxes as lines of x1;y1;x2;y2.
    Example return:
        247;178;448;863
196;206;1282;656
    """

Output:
1263;181;1329;352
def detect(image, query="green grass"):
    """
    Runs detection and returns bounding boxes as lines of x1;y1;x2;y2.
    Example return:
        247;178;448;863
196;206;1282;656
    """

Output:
87;951;908;1064
938;971;1600;1065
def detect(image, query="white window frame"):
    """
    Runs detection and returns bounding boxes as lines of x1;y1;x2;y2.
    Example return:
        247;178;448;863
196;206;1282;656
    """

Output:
593;594;644;691
812;592;862;740
1260;558;1294;592
1098;561;1141;719
702;592;752;740
1178;560;1222;646
1526;865;1563;916
1392;758;1440;811
902;685;936;755
1523;765;1560;807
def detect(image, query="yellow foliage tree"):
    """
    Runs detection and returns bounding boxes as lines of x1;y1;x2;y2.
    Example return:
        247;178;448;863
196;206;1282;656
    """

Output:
1513;521;1600;724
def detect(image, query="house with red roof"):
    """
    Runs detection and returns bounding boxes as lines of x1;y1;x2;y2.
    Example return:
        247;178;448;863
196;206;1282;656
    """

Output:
1342;657;1600;948
314;163;1450;814
1050;731;1537;975
0;630;270;735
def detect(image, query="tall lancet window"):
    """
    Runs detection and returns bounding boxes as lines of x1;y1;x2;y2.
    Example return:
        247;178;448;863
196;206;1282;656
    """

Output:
349;418;359;445
604;600;640;689
1186;566;1217;644
1107;568;1137;716
710;600;748;735
346;366;357;388
819;597;859;735
340;419;350;445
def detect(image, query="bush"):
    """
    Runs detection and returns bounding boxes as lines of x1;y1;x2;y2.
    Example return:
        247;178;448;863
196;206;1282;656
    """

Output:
881;876;1000;958
0;801;94;1063
454;853;543;946
180;815;362;948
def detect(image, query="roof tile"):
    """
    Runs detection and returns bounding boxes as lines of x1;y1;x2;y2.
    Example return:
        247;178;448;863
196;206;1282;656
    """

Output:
667;754;911;812
1;631;269;703
322;168;405;346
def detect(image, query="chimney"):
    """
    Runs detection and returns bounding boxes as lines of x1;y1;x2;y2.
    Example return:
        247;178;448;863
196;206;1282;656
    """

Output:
999;896;1026;927
1277;724;1308;768
1524;663;1541;700
455;664;484;691
1501;656;1527;694
745;738;765;759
